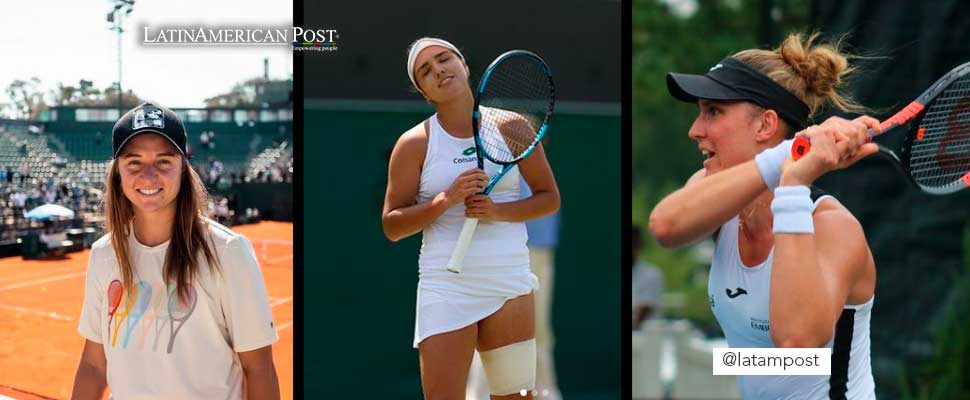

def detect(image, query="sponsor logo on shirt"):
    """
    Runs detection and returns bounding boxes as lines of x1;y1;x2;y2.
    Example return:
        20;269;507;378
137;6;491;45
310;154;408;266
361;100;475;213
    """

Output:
726;287;748;298
750;317;770;332
454;146;478;164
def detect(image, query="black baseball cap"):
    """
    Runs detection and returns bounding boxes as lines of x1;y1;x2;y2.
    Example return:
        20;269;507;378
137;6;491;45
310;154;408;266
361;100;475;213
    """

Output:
667;57;810;130
112;102;188;158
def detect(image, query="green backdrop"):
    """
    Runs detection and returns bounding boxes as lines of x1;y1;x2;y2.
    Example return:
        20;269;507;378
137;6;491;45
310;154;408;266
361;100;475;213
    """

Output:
304;106;621;398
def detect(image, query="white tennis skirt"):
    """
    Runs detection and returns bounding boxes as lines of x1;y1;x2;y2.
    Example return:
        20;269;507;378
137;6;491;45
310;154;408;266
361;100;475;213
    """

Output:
413;265;539;348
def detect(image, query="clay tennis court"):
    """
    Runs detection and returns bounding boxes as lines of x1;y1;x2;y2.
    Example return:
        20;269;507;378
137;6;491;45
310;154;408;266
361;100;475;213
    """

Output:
0;221;294;400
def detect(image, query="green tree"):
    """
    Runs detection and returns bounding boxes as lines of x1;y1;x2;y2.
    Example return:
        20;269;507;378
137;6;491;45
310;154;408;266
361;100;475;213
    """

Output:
5;77;45;119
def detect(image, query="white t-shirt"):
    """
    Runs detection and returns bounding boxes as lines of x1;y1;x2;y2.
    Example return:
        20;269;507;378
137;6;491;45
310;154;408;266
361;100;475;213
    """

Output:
78;220;278;400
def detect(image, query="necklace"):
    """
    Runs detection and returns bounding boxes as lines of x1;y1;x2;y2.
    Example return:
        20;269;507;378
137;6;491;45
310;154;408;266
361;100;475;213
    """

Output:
738;199;770;233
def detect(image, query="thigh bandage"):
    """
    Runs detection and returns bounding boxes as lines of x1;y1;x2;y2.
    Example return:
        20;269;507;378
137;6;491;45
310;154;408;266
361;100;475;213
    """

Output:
480;338;536;396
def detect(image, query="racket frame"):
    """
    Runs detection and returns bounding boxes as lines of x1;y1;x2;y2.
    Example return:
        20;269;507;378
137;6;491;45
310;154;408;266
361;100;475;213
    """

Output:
792;61;970;195
472;50;555;172
446;50;555;273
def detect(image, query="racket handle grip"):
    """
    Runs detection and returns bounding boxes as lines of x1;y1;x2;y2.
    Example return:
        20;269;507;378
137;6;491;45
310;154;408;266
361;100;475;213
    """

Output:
446;218;480;273
791;129;874;160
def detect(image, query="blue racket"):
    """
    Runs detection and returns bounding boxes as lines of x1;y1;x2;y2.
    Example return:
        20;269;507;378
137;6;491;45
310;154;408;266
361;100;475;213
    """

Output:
446;49;555;273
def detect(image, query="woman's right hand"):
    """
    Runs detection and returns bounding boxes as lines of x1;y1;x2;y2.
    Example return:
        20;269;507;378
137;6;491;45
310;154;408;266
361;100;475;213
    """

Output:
780;115;880;186
440;168;489;207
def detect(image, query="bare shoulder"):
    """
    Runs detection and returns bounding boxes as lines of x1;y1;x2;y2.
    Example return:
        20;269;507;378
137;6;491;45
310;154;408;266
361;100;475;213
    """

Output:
394;120;430;156
813;198;861;231
812;198;871;266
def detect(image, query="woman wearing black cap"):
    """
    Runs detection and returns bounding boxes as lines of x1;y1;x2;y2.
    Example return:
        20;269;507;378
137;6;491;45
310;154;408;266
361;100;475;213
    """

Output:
650;34;879;399
71;103;280;399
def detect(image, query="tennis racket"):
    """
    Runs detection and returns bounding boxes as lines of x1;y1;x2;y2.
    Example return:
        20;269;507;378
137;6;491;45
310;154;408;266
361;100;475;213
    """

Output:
167;286;198;353
123;281;152;348
107;279;123;329
792;60;970;194
445;49;555;274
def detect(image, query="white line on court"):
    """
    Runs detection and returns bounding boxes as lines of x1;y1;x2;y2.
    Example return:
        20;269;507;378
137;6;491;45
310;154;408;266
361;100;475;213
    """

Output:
268;296;293;308
264;254;294;265
0;302;74;322
0;271;86;293
275;320;293;332
0;264;85;285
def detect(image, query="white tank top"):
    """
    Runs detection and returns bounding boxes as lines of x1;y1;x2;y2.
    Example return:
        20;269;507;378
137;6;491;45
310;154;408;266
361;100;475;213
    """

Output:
708;193;875;400
416;114;529;273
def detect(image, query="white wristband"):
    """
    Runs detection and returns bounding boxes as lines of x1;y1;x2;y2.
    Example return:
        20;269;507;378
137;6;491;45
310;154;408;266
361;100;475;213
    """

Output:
771;185;814;234
755;139;793;190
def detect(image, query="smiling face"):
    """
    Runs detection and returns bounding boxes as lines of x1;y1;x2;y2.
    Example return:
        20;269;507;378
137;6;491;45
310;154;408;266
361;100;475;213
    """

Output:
412;45;470;103
117;133;183;219
689;99;772;175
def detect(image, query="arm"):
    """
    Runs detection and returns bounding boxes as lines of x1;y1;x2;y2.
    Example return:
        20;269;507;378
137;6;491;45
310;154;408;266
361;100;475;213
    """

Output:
464;142;560;222
381;126;487;242
70;340;107;400
238;346;280;400
649;161;768;248
768;116;879;347
769;202;872;348
649;113;881;249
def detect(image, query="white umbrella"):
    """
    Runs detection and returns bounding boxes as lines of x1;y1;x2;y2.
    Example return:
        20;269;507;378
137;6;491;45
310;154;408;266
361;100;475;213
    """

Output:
24;204;76;220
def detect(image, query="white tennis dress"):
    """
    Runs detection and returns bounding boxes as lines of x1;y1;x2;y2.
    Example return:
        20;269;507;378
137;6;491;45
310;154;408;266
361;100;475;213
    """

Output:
708;193;875;399
412;114;538;348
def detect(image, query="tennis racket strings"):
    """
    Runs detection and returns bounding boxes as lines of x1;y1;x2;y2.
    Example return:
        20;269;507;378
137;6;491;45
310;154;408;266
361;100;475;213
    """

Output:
910;73;970;189
477;56;552;163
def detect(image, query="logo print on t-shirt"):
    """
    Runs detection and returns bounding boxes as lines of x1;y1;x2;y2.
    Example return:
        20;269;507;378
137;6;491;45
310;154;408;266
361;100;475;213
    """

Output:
107;281;198;353
726;287;748;298
167;285;198;353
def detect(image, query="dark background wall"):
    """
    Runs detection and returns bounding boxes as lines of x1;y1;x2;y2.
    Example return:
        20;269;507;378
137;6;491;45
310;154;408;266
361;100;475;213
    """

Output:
304;0;621;102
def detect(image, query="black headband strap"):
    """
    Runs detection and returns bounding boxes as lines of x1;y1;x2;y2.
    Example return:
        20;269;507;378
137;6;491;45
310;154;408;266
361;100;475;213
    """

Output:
708;57;810;130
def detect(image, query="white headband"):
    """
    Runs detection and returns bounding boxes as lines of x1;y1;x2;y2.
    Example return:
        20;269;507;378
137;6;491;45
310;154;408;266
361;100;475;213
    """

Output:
406;37;464;94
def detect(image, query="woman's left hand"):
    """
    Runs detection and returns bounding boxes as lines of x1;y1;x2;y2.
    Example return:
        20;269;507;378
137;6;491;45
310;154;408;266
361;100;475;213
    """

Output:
464;194;502;220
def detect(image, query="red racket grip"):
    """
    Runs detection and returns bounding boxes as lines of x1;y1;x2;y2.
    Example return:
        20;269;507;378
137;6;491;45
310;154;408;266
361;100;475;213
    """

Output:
790;130;875;160
791;136;811;160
